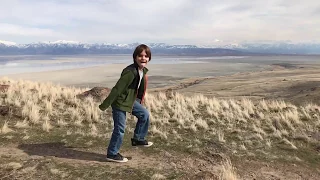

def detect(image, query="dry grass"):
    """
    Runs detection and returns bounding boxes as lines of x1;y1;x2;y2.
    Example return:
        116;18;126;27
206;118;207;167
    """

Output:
219;159;239;180
151;173;166;180
1;77;320;156
2;77;320;180
14;118;29;129
1;121;14;134
145;92;319;154
42;115;52;132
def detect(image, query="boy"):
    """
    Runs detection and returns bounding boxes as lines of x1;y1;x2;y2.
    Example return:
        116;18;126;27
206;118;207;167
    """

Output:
99;44;153;163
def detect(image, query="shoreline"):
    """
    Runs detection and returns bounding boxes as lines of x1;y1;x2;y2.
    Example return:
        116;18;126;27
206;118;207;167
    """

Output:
1;60;320;106
0;62;296;90
1;61;270;89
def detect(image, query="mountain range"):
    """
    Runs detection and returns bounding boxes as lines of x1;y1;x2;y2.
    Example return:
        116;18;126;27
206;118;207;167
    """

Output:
1;40;320;55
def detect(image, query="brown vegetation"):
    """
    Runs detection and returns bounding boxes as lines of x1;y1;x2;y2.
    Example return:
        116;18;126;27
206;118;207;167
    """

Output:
0;77;319;179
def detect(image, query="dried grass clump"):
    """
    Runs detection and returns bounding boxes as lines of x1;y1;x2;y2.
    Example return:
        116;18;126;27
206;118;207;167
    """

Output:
1;78;319;152
1;121;14;134
219;159;239;180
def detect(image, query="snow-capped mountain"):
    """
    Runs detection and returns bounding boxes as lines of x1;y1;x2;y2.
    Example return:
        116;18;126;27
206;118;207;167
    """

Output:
225;42;320;54
0;40;17;46
200;42;320;54
1;40;320;55
0;41;241;55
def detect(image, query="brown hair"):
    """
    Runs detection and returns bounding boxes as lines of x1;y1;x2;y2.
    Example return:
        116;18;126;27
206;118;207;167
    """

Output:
133;44;151;63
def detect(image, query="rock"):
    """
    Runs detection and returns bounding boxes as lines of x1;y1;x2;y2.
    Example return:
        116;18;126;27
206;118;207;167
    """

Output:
30;155;45;160
76;87;111;101
0;85;9;92
6;162;22;170
164;151;173;158
312;132;320;141
0;106;9;116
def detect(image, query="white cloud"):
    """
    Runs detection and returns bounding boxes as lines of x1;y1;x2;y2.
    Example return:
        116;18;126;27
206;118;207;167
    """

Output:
0;23;62;37
0;0;319;44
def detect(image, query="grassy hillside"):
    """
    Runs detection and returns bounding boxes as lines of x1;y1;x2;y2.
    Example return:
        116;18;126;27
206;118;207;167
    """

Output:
0;77;319;179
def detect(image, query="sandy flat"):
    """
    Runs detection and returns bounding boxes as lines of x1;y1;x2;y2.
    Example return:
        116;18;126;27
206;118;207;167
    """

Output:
2;61;269;89
174;64;320;106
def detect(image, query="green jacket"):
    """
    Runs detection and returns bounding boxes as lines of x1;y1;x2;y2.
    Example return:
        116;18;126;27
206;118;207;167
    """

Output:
99;63;149;113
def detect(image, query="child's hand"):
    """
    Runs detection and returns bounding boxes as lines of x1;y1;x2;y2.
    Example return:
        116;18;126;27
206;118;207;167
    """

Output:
98;104;106;111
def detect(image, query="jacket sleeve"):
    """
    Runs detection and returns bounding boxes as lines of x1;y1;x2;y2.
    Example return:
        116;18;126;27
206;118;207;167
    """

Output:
99;69;135;111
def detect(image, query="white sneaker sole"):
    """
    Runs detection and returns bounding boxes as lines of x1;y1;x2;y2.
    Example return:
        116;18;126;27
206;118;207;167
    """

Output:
143;142;153;147
106;157;128;163
132;141;154;147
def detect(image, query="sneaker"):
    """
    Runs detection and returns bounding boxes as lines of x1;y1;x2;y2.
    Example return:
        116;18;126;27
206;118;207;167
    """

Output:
106;153;128;163
131;138;153;147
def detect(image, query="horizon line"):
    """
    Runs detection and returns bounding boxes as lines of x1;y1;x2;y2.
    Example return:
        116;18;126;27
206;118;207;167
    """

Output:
1;39;320;46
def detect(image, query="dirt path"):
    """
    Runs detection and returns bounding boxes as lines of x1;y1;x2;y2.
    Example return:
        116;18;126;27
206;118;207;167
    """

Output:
0;143;223;179
0;143;159;167
1;144;319;180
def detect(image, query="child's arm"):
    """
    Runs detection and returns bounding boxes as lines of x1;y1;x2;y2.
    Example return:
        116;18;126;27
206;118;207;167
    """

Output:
99;69;135;111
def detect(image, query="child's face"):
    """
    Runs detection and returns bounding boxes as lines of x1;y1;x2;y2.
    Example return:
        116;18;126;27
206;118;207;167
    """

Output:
135;50;150;69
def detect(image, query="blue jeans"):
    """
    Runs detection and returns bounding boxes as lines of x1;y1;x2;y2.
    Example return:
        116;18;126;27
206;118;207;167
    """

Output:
107;99;150;155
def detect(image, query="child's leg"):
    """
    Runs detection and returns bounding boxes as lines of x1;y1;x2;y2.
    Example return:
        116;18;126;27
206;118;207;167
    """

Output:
107;106;126;155
132;99;150;141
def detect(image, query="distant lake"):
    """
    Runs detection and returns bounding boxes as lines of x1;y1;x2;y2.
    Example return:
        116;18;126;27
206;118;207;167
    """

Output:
0;55;236;76
0;54;319;76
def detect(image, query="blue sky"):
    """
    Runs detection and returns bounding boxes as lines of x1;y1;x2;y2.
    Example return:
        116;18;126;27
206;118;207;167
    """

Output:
0;0;319;45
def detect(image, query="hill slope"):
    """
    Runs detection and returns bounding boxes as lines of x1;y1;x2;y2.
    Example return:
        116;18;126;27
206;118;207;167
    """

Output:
0;78;319;179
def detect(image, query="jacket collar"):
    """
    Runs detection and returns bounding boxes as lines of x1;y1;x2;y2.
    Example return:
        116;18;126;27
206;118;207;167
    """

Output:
132;63;149;73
